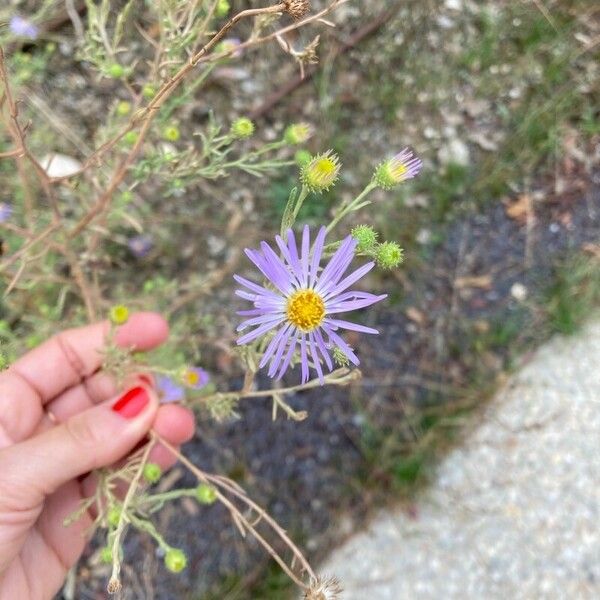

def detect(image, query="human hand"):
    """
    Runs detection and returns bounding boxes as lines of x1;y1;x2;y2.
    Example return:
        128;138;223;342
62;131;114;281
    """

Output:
0;312;195;599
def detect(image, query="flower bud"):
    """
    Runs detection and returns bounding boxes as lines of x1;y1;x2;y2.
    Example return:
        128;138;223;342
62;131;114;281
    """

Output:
164;548;187;573
142;84;156;99
376;241;404;269
230;117;255;139
284;122;314;145
107;506;122;528
123;131;139;146
332;346;351;368
294;149;312;167
195;483;218;505
216;0;230;17
116;101;131;116
109;305;129;325
143;463;162;484
162;125;181;142
372;148;422;190
107;63;125;78
100;546;113;564
351;225;378;253
301;150;341;192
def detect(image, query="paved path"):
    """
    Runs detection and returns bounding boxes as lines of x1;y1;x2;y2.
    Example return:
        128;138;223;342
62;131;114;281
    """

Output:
322;321;600;599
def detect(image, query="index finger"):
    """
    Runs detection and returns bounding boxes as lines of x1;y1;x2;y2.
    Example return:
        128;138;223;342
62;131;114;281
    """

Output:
8;311;169;404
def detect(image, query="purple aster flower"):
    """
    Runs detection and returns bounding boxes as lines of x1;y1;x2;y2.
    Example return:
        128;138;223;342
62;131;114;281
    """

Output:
9;15;40;40
235;226;387;384
157;376;185;403
183;366;210;389
0;202;12;223
127;234;153;258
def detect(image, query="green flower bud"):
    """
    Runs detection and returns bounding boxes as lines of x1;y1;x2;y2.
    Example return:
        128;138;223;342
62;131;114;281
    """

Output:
230;117;255;139
216;0;231;17
123;131;139;146
118;190;133;204
107;507;122;528
372;149;422;190
162;125;180;142
116;101;131;116
351;225;379;253
284;122;314;145
301;150;341;192
195;483;218;505
100;546;113;564
294;149;312;167
164;548;187;573
332;346;351;368
109;305;129;325
143;463;162;484
142;84;156;99
376;241;404;269
107;63;125;79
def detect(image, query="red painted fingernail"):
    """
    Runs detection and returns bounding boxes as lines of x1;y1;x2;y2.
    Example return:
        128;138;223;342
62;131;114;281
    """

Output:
112;386;150;419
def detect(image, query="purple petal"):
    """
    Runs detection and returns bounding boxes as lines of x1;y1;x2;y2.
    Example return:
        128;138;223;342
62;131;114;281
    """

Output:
245;248;292;296
326;293;387;313
324;318;379;335
309;226;327;288
314;328;333;371
323;262;375;299
234;274;281;299
237;319;284;345
260;241;295;294
315;236;357;294
237;313;286;332
259;324;292;369
286;229;304;285
308;332;324;384
300;335;309;383
268;326;294;377
301;225;310;287
276;336;297;380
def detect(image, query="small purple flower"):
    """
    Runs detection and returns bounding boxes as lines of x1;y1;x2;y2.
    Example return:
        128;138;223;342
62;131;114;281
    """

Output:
157;376;185;403
127;234;153;258
9;15;39;40
235;226;387;384
186;367;210;389
0;202;12;223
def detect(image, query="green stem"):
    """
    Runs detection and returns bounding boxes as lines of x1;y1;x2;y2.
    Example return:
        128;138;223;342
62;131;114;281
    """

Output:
326;182;377;234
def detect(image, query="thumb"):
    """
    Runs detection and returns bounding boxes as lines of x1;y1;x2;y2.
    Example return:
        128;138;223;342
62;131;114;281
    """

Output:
0;385;159;508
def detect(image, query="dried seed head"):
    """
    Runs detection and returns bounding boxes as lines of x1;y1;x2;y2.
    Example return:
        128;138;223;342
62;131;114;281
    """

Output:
304;576;343;600
284;0;311;20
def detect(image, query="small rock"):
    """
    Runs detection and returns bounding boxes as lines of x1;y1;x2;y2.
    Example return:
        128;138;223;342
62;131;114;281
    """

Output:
41;153;82;178
438;139;470;167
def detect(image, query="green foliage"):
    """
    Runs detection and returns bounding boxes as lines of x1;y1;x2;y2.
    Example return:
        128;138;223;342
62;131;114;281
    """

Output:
545;255;600;335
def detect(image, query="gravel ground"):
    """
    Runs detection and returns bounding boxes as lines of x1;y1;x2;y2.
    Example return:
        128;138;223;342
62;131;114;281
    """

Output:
321;319;600;599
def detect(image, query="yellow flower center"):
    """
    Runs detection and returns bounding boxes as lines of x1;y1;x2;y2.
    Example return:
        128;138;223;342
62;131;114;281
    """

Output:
286;289;326;332
183;369;199;386
390;162;407;180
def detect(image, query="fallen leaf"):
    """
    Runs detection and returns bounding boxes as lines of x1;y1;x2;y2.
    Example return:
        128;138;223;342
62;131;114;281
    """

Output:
455;275;492;290
504;194;532;223
405;306;425;325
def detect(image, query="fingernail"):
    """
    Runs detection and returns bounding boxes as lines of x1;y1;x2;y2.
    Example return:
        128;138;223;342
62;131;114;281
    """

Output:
112;386;150;419
137;374;153;387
